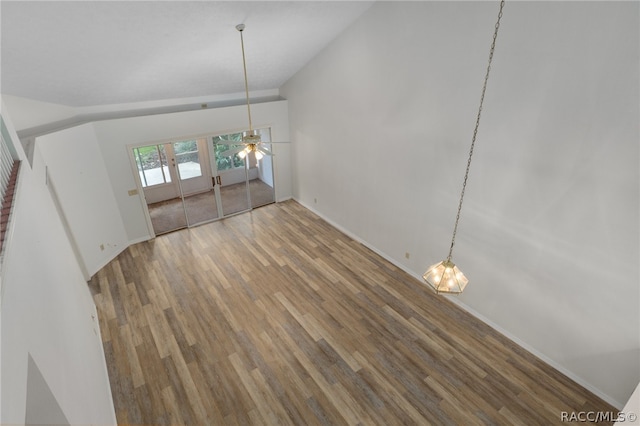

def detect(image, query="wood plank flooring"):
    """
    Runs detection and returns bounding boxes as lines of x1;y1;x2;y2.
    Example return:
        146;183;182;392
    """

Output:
89;200;616;425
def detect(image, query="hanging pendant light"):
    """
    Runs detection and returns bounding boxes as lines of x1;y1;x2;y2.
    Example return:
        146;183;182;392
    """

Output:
423;0;505;295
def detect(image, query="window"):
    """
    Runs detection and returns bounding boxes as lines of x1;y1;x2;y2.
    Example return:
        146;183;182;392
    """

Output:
173;140;202;179
133;144;171;187
213;133;245;171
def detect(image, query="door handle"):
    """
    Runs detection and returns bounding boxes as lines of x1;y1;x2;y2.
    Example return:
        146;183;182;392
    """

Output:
212;177;216;187
216;176;221;185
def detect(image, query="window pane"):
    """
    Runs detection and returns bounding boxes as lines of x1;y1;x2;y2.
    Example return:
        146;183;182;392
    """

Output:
233;152;245;168
174;140;202;179
135;144;171;187
213;133;244;171
214;143;233;171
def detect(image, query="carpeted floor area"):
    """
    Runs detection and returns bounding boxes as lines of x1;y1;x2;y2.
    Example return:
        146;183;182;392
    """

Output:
148;179;275;235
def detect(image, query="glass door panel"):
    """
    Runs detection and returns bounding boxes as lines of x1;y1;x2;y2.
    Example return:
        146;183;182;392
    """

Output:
146;197;188;235
133;143;187;235
249;129;275;208
134;144;172;187
211;134;250;217
173;139;219;226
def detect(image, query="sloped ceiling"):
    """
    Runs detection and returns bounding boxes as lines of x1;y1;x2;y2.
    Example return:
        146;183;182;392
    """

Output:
0;1;373;108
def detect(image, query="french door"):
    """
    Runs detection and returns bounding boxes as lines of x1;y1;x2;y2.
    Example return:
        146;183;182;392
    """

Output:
134;138;219;235
133;129;275;236
174;139;220;227
210;135;251;217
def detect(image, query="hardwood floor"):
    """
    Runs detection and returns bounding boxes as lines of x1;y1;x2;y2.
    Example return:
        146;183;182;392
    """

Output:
89;200;616;425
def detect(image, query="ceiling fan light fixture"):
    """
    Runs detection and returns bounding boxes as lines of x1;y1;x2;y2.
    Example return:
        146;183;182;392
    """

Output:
234;23;275;161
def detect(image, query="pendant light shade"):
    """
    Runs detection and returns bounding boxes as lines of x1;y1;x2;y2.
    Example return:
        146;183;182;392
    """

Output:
423;0;505;295
423;260;468;294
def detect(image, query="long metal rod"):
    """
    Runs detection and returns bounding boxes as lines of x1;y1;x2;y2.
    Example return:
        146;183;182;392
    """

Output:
244;156;252;211
171;146;191;228
238;25;253;132
447;0;505;262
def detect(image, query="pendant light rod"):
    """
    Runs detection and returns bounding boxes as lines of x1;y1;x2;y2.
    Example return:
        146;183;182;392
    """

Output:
446;0;505;262
236;23;253;131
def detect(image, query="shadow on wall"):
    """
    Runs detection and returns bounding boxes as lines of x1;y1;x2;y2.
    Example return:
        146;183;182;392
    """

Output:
26;354;70;425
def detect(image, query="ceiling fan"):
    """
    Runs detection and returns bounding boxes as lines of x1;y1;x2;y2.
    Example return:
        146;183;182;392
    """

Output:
219;24;286;161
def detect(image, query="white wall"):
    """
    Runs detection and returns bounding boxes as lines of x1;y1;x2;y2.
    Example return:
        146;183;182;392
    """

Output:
37;123;129;278
92;100;291;242
280;1;639;408
615;383;640;425
0;103;115;424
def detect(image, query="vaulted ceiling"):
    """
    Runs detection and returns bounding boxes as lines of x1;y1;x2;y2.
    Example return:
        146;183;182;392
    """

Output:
1;1;373;108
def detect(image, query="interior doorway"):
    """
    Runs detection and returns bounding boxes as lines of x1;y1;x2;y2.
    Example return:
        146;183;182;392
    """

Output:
130;128;276;236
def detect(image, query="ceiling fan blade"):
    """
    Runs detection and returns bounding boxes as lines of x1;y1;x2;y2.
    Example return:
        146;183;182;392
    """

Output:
216;141;245;146
256;147;273;157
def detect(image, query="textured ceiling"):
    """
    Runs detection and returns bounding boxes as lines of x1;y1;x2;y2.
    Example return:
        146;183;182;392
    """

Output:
0;1;373;108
